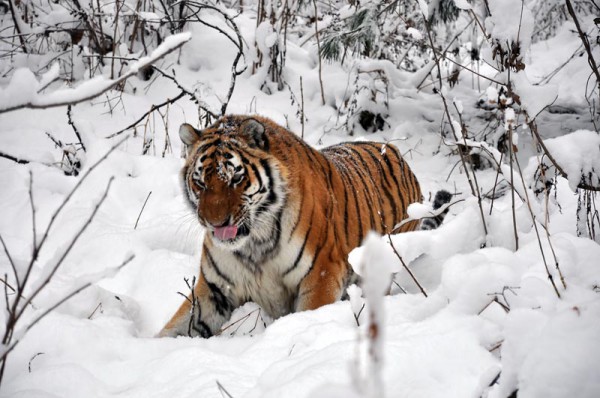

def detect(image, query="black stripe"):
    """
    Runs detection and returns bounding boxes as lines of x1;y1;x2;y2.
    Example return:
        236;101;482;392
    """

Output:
284;205;315;276
381;149;405;212
191;320;212;338
206;280;233;317
344;146;377;232
384;146;413;210
205;249;234;286
198;140;221;155
248;162;264;190
333;159;352;247
300;238;325;282
288;188;304;242
358;144;399;230
343;157;364;246
354;148;386;232
321;158;337;220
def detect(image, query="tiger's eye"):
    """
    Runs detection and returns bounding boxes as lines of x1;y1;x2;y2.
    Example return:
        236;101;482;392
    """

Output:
232;174;244;186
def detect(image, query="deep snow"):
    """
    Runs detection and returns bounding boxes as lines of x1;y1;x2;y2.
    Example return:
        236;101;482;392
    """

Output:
1;4;599;398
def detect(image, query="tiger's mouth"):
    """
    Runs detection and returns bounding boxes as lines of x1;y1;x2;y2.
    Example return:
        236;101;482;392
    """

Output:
212;223;250;242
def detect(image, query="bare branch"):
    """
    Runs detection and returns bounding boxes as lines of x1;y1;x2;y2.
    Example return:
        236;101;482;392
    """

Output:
67;105;86;152
107;91;186;138
7;0;28;54
0;235;19;290
565;0;600;92
1;255;135;364
15;176;117;320
7;137;128;332
134;191;152;229
0;151;32;165
386;233;428;297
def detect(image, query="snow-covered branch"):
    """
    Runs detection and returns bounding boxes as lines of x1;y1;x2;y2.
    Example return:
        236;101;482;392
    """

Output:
0;33;192;115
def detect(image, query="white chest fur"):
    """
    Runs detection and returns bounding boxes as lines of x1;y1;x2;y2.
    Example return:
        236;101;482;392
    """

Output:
201;206;311;318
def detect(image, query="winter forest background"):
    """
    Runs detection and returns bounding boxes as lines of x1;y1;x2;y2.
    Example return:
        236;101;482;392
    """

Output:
1;0;600;397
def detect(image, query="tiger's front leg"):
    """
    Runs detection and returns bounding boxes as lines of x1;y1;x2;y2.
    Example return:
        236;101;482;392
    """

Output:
158;272;235;338
295;258;349;312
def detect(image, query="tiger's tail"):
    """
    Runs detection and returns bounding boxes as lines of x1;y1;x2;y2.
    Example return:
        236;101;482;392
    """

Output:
419;190;452;230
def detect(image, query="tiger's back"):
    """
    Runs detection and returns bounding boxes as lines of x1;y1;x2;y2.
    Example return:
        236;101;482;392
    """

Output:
159;115;428;338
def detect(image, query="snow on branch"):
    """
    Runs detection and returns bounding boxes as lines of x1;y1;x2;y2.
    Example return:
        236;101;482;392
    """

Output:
536;129;600;193
0;32;192;115
392;199;463;231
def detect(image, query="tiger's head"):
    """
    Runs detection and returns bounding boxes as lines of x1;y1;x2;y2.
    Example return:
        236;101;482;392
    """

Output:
178;116;286;250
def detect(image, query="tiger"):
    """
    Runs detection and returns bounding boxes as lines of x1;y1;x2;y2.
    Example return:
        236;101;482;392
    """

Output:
158;115;450;338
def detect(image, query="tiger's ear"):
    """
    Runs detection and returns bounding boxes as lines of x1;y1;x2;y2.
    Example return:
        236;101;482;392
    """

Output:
179;123;202;147
240;118;268;150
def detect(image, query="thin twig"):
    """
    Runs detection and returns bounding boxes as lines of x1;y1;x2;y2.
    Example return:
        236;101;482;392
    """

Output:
508;123;519;250
108;91;185;138
7;0;28;53
16;177;118;317
565;0;600;93
0;151;32;165
386;234;427;297
134;191;152;229
67;105;87;152
513;147;562;297
28;171;37;259
422;14;488;237
300;76;305;139
216;380;235;398
312;0;325;105
1;255;135;364
3;137;127;345
0;234;19;290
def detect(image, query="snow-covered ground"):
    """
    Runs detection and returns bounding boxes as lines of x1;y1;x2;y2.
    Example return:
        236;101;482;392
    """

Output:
1;5;600;398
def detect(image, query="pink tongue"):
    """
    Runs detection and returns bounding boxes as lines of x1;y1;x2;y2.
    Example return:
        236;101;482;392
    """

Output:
214;225;238;241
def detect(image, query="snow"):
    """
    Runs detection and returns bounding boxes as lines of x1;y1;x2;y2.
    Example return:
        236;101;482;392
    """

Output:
0;2;599;398
405;27;423;41
486;0;534;50
417;0;429;19
543;130;600;192
453;0;472;11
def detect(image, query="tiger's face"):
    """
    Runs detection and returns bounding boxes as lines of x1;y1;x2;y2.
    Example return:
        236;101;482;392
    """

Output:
179;118;285;251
